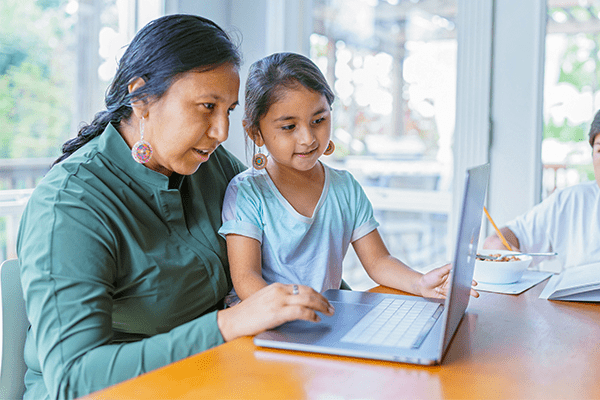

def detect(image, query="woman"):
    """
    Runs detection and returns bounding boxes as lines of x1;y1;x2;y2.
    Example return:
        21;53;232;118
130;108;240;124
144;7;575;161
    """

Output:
17;14;333;400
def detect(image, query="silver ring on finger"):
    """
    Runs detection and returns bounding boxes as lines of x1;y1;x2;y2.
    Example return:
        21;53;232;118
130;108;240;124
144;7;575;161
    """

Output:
292;284;299;295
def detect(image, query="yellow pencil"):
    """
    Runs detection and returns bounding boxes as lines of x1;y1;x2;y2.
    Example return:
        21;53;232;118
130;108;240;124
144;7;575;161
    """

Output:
483;206;514;251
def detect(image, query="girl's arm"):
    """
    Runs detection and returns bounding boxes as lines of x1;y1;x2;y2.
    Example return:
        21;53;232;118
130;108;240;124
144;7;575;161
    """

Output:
352;229;424;295
226;233;269;300
352;229;478;298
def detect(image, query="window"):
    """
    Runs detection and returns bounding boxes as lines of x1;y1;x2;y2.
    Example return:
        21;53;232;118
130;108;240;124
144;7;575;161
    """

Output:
311;0;458;289
543;0;600;197
0;0;160;260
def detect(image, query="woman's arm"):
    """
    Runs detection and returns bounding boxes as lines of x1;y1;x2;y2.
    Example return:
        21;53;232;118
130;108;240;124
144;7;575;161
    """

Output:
18;198;227;399
225;234;269;300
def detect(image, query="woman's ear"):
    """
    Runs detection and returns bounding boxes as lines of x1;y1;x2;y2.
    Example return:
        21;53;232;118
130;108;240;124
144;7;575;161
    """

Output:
243;121;265;147
128;77;149;119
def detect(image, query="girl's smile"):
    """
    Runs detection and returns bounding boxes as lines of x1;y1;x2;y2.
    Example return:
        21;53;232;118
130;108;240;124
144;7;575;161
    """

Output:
295;147;318;157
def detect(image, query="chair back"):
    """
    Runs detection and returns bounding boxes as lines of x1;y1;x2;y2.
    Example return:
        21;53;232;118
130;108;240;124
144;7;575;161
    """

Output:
0;259;28;400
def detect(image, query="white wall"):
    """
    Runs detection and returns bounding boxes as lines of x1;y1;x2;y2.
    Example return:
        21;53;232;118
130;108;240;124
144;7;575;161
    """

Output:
488;0;546;227
451;0;546;243
450;0;493;248
165;0;230;26
227;0;270;164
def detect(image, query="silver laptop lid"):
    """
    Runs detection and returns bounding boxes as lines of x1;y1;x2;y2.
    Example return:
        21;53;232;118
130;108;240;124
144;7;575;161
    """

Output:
438;164;489;354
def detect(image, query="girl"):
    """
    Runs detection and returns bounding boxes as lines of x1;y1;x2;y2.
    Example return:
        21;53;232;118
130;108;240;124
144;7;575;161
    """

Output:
219;52;478;305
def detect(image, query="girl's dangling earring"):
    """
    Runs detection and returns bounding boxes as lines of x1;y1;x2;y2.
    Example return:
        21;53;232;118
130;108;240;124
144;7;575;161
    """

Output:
323;140;335;156
252;148;268;170
132;116;153;164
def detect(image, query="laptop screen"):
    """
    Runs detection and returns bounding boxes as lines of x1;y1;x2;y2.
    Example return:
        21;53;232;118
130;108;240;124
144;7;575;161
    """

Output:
439;164;490;353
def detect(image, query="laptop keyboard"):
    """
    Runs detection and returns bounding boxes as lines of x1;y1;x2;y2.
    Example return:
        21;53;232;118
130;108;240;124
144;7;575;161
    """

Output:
340;298;443;349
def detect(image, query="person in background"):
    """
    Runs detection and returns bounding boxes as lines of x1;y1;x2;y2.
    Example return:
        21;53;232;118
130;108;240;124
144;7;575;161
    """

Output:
219;52;479;305
17;15;333;400
483;109;600;270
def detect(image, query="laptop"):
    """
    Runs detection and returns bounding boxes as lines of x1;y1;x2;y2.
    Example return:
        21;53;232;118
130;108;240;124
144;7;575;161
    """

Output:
253;163;490;365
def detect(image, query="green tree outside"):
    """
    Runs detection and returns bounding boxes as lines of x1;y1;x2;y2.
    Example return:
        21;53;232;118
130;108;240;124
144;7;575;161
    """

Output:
544;7;599;183
0;0;75;159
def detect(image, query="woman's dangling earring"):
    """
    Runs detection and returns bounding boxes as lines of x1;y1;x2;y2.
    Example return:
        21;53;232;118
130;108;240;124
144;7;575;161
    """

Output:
132;116;153;163
323;140;335;156
252;148;268;170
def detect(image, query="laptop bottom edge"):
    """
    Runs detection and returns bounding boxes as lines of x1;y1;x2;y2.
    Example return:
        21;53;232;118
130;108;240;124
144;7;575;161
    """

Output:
252;338;440;366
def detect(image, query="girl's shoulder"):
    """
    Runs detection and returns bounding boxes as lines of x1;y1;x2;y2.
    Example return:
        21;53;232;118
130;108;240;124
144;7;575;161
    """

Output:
228;167;271;194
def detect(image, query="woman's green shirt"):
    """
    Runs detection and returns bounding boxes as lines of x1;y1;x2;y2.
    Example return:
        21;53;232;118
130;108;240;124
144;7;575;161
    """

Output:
17;124;246;400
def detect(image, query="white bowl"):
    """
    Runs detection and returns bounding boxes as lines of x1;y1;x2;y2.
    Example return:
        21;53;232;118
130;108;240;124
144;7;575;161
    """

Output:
473;249;532;284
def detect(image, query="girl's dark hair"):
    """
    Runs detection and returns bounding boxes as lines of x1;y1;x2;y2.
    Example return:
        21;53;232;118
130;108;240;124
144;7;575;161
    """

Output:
54;14;242;165
590;109;600;147
244;52;334;131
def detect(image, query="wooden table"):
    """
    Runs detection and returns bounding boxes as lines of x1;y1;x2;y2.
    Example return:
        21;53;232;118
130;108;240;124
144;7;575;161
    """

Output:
82;282;600;400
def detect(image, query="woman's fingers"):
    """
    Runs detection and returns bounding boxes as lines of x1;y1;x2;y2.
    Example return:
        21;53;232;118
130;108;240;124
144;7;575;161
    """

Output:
284;284;335;316
263;284;334;327
232;283;334;334
282;304;322;322
219;283;336;341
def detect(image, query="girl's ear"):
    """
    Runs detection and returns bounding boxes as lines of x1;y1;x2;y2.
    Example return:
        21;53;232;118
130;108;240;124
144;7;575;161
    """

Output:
243;120;265;147
128;77;149;119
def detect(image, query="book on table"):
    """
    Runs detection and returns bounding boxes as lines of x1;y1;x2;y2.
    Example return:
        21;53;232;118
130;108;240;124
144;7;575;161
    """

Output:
541;262;600;302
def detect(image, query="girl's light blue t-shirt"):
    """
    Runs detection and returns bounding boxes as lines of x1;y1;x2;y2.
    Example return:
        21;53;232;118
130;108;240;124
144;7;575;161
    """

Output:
219;163;379;294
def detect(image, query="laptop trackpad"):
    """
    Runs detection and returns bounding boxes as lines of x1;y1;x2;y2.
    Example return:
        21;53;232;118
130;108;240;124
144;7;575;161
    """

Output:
264;302;372;345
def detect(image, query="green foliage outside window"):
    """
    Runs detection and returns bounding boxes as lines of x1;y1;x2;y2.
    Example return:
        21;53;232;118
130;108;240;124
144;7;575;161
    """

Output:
545;118;587;143
0;0;74;159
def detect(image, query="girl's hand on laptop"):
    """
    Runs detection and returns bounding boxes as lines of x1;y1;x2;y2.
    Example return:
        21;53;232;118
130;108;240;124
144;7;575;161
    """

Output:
418;263;479;299
217;283;335;342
